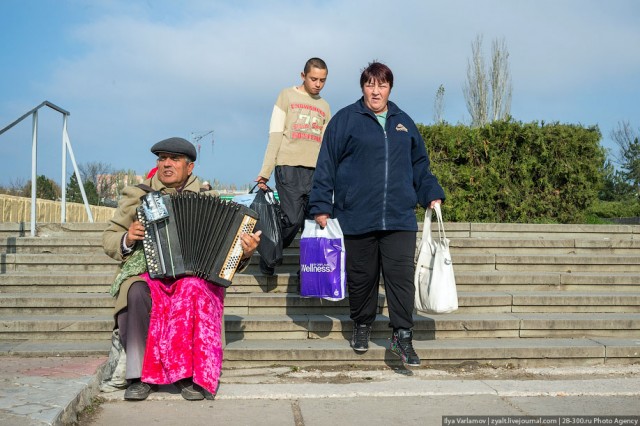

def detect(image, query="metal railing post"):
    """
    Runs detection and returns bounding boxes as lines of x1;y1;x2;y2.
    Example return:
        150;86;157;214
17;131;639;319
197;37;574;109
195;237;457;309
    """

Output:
64;125;93;222
0;101;93;234
30;110;38;237
61;115;68;222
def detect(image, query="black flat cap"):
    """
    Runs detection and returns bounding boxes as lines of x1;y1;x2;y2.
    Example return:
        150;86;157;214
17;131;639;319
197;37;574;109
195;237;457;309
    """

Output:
150;137;197;161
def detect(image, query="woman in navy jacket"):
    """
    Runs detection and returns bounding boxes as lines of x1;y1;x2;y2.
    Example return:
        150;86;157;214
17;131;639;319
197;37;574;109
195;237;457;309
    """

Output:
309;61;445;367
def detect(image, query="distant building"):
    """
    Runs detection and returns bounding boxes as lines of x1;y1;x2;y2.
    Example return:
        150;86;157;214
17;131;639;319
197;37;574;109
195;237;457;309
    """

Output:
96;172;144;201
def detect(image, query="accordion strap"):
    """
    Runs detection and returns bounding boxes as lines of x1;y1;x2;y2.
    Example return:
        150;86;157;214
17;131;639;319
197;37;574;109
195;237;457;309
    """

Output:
136;183;209;194
136;183;155;193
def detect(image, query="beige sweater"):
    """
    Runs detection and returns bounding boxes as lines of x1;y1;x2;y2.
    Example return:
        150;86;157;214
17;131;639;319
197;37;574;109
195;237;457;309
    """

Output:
258;86;331;179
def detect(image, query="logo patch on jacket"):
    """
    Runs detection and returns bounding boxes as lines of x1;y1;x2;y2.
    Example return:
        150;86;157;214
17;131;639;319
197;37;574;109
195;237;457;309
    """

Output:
395;123;408;132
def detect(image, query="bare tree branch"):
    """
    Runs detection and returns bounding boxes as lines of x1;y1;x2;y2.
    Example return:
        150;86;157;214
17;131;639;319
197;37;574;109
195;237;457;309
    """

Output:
463;34;488;127
433;84;445;124
464;34;513;126
79;161;113;200
610;121;638;166
490;38;512;121
610;121;640;196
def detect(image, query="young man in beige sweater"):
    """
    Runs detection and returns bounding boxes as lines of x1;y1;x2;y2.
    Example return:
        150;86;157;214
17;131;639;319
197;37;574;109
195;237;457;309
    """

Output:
255;57;331;276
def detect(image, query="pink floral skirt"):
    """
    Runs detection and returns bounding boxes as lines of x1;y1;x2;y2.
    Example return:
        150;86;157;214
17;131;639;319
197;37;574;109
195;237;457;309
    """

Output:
140;273;225;394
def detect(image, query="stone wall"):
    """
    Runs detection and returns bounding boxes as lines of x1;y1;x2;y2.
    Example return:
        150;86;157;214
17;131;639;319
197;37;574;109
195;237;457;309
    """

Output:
0;194;115;223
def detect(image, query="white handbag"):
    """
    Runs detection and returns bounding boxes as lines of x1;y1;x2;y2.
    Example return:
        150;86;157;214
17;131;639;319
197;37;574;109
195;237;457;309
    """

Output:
414;203;458;314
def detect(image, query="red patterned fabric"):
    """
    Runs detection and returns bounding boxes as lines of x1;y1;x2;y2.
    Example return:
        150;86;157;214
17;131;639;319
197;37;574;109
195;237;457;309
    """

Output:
140;273;224;394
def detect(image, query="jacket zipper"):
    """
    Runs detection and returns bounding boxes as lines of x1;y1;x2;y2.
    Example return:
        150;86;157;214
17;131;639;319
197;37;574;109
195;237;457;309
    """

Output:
363;104;393;230
382;125;389;230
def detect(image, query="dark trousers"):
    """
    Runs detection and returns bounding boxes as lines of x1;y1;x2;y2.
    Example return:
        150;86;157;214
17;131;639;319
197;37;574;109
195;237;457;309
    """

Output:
116;281;151;380
345;231;416;330
275;165;315;248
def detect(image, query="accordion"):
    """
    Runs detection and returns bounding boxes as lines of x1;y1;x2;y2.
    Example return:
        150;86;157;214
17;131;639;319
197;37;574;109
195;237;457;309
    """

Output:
137;191;259;287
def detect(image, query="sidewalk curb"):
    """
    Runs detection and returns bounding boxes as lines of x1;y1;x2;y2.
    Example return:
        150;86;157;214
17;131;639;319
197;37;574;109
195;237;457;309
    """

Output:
49;362;108;426
97;377;640;401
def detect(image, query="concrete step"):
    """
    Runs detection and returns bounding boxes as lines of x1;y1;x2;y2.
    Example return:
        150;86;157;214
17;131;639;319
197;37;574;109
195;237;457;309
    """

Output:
0;223;29;238
225;293;359;315
0;314;113;340
507;291;640;313
0;236;105;254
2;312;639;341
0;293;115;315
223;313;640;340
6;234;640;256
1;253;119;272
449;237;640;255
228;291;640;315
1;337;638;368
2;270;640;294
453;222;640;239
2;221;639;240
0;339;111;356
398;291;640;314
454;271;640;292
222;337;640;368
245;253;640;274
0;271;113;292
4;244;640;259
0;236;303;254
1;291;638;316
232;271;640;293
493;254;640;273
0;222;109;238
3;251;640;274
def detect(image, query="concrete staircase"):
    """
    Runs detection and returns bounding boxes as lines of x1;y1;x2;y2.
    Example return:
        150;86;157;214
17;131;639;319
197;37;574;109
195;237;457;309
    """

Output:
1;221;639;368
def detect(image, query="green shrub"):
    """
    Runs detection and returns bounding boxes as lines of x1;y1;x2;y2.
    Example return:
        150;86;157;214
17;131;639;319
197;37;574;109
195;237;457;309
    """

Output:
586;199;640;218
420;121;605;223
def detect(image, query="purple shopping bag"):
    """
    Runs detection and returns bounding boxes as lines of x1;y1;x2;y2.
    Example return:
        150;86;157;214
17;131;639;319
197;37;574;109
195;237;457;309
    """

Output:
299;219;346;301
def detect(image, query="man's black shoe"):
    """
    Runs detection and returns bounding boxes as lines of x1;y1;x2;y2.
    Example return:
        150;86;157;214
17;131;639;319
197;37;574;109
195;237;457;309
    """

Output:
176;378;218;401
350;323;372;353
176;378;204;400
124;381;157;401
390;329;421;367
259;258;275;276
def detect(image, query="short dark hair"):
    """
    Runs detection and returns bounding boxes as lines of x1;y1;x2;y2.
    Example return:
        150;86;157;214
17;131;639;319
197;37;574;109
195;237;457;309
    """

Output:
304;57;328;74
360;61;393;89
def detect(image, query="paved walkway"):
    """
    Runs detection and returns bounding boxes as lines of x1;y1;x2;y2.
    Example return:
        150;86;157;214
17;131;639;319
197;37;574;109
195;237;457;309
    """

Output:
1;357;639;425
0;356;105;425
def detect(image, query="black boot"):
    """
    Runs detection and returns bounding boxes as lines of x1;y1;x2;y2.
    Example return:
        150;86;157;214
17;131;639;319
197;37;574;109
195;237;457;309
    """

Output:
390;329;420;367
350;323;372;353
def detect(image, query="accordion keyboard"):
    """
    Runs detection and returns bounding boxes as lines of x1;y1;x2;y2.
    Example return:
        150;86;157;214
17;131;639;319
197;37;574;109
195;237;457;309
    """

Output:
137;191;259;287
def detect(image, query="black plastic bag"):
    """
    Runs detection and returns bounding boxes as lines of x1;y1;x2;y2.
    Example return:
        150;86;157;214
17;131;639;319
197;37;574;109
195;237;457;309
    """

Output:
250;186;283;268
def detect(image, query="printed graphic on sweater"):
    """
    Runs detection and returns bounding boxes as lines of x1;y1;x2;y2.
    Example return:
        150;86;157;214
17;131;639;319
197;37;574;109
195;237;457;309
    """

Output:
290;103;326;144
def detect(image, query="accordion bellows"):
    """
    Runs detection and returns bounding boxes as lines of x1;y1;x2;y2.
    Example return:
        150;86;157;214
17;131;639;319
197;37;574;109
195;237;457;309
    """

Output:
137;191;259;287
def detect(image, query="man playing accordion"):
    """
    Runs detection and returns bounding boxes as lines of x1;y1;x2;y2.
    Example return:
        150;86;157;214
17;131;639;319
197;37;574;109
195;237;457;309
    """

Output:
103;137;261;401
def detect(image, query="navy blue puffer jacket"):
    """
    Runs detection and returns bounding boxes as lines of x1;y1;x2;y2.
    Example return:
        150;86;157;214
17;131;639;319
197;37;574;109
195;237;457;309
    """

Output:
309;98;445;235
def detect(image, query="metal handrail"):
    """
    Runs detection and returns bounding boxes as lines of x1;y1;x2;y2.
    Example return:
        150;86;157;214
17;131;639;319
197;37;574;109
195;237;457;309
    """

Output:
0;101;93;236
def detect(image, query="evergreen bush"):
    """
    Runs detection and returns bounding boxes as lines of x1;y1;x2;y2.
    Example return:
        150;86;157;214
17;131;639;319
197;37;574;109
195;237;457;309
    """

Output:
419;120;605;223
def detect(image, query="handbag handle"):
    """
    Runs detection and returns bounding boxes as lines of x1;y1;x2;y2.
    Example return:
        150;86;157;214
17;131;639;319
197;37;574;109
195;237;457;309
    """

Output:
250;183;275;193
433;203;447;243
419;207;434;248
250;183;278;204
421;204;447;246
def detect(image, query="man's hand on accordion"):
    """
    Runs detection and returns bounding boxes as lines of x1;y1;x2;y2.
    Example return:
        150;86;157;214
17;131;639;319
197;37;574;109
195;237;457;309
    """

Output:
125;220;146;248
240;230;262;260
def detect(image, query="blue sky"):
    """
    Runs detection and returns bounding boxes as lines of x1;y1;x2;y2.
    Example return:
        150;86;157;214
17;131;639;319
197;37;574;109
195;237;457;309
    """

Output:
1;0;639;188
